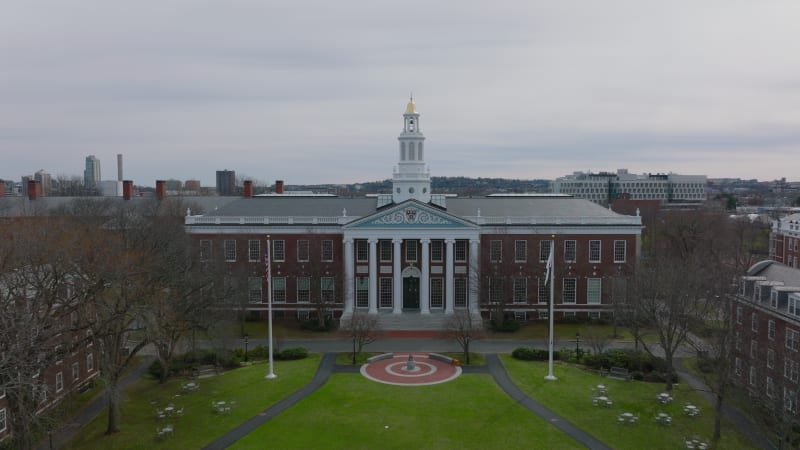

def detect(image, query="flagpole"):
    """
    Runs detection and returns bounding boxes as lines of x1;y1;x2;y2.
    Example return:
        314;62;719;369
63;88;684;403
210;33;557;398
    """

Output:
545;238;557;381
265;235;276;379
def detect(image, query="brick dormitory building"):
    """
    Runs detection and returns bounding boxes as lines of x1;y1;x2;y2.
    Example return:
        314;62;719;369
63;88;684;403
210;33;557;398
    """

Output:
184;99;643;329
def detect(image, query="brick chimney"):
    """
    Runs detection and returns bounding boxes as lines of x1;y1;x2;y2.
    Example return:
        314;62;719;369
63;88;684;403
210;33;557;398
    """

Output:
123;180;134;200
243;180;253;198
156;180;166;200
275;180;284;194
27;180;41;200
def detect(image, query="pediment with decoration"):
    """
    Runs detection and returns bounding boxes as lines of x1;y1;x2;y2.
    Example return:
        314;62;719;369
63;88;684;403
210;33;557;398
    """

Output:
345;200;476;229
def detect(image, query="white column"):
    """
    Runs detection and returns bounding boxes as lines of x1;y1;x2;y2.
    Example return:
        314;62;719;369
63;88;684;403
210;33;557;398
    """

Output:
368;238;378;314
445;238;455;314
420;238;430;314
343;238;354;314
392;238;403;314
469;238;480;313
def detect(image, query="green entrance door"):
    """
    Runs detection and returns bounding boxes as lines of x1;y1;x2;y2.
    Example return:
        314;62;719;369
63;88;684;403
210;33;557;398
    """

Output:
403;277;420;309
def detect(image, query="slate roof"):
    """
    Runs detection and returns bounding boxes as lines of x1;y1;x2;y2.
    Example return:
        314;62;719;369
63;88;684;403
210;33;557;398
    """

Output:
201;195;631;221
748;260;800;287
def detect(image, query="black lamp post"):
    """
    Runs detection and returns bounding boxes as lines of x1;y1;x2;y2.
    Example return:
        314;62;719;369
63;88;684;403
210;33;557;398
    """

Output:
243;334;249;362
575;332;582;360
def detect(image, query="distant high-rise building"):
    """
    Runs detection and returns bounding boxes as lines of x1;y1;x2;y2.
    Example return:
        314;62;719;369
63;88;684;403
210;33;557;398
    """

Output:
551;168;707;205
117;154;123;181
185;179;201;192
34;169;51;196
216;170;236;196
84;155;101;187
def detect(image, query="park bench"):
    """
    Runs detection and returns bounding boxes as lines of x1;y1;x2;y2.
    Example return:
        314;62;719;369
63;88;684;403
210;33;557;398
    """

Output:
428;353;454;364
603;366;632;381
366;353;394;363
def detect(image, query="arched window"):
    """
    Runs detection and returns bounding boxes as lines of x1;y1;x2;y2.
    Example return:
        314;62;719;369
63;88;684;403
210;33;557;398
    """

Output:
409;142;415;160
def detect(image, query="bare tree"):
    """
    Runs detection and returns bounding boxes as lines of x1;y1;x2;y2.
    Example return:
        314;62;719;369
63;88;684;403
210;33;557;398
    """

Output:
0;220;89;449
442;310;485;364
583;326;611;355
343;312;381;364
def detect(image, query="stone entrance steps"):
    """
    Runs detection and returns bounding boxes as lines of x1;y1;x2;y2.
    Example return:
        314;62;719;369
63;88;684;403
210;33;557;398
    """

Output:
340;310;482;331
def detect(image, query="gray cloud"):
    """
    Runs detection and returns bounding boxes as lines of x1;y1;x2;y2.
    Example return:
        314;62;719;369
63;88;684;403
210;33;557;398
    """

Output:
2;0;799;186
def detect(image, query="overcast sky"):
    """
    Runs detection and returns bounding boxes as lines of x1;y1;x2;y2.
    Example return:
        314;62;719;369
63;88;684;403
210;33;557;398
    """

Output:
2;1;799;187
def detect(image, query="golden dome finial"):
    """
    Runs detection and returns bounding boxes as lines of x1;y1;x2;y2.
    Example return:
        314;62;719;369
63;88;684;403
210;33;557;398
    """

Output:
405;94;417;114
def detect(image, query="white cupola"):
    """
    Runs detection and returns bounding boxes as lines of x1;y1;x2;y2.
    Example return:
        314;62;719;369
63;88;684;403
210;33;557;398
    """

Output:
392;96;431;203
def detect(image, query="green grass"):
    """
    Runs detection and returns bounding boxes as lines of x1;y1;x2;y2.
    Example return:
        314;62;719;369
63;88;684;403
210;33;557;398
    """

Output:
334;352;486;366
232;373;582;450
500;355;758;450
66;356;320;450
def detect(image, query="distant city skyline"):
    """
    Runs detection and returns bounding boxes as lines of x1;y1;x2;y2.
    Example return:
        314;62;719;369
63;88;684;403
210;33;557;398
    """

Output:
2;1;799;186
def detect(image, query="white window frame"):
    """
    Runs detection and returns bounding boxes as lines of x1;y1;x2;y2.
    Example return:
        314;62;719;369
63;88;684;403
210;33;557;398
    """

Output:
490;240;502;263
587;278;602;305
321;277;335;303
56;372;64;393
356;240;368;262
272;277;287;303
322;240;334;262
785;359;799;382
767;376;775;398
379;278;393;308
454;278;467;308
379;240;392;262
199;240;211;261
248;240;260;262
248;276;262;303
0;408;6;434
405;240;418;262
751;312;759;332
735;357;742;376
786;387;798;413
750;366;757;386
563;278;577;304
589;240;601;263
750;340;758;359
564;240;576;263
297;276;310;303
787;328;799;352
769;320;776;340
273;240;286;262
224;240;236;262
513;277;527;304
72;362;80;381
356;277;369;308
455;241;467;262
514;240;527;263
297;240;310;262
539;240;552;263
431;240;443;263
430;278;444;308
538;278;548;304
736;306;742;324
768;349;776;368
614;240;627;263
87;353;94;372
489;277;503;304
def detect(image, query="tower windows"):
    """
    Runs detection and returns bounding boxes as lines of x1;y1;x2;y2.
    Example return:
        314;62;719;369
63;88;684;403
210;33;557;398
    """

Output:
409;142;415;160
401;142;406;160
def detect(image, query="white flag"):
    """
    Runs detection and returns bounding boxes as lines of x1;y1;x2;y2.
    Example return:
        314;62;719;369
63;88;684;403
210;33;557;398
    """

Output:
544;241;554;283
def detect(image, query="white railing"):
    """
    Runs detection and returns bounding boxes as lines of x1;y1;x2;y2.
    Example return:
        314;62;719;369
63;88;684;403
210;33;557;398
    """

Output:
463;216;642;226
185;216;358;225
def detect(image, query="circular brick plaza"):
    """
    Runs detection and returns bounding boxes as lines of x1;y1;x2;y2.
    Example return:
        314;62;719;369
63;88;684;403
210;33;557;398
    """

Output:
360;352;462;386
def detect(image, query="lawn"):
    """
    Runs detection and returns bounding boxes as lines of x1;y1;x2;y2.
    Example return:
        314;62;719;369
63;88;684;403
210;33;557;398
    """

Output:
500;355;758;450
232;373;582;450
65;356;320;449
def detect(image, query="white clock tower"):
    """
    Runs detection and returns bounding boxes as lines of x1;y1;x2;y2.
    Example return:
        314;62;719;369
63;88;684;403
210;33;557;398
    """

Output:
392;97;431;204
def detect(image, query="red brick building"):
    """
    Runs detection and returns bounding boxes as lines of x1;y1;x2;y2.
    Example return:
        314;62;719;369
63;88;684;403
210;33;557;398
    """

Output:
733;260;800;415
185;99;643;329
771;213;800;268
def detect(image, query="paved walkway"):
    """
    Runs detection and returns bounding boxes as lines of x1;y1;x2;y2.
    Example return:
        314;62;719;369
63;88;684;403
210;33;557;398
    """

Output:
201;353;337;450
485;354;612;450
38;356;156;450
673;358;775;450
203;353;610;449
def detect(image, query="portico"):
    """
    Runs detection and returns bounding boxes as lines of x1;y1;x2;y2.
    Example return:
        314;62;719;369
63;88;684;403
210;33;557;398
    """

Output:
341;201;481;320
